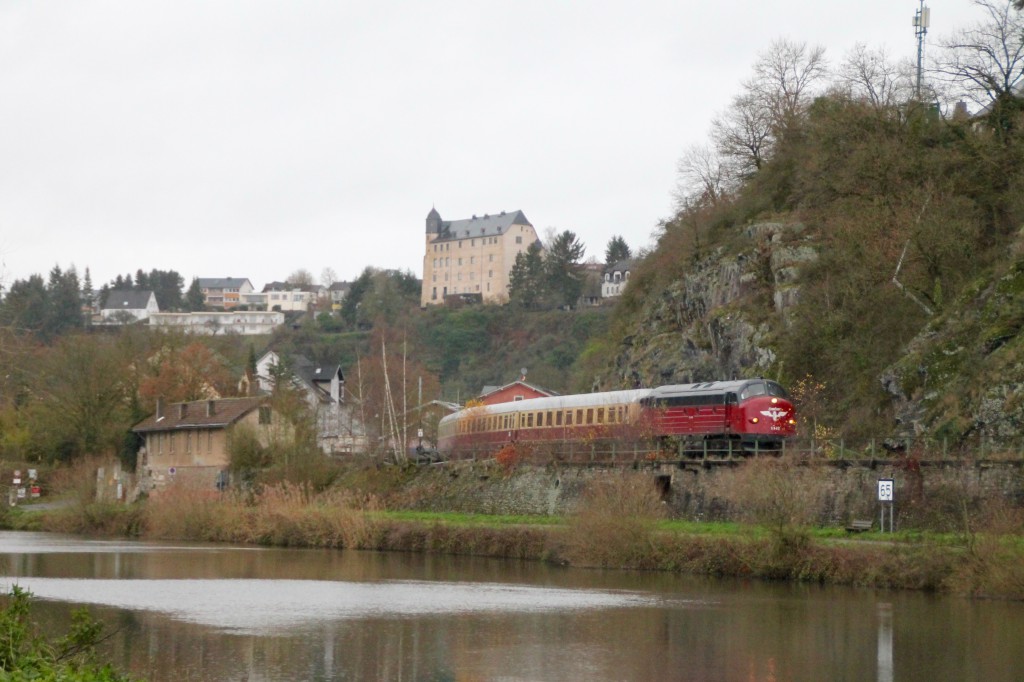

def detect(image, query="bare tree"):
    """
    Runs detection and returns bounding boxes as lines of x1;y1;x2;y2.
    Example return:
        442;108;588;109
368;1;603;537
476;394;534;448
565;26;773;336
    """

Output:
836;43;914;109
711;92;774;178
747;39;829;132
320;267;338;289
930;0;1024;107
287;268;314;287
674;143;730;207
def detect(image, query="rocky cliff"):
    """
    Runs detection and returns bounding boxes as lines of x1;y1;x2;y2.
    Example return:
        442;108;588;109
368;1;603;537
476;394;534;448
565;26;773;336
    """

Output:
607;221;816;388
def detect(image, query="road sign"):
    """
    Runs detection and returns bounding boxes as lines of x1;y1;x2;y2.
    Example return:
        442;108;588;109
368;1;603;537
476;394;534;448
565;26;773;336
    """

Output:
878;479;894;502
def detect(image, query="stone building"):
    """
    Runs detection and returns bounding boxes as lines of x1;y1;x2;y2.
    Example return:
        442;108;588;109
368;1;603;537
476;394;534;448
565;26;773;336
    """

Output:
420;208;541;306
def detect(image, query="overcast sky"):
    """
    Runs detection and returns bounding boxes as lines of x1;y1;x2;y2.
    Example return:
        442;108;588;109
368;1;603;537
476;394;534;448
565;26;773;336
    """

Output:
0;1;986;292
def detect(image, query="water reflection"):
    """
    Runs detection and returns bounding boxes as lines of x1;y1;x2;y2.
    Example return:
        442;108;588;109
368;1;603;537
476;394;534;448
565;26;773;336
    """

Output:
2;531;1024;681
878;602;893;682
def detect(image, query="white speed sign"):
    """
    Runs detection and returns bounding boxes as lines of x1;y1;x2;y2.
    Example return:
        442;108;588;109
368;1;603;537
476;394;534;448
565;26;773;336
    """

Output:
877;478;894;502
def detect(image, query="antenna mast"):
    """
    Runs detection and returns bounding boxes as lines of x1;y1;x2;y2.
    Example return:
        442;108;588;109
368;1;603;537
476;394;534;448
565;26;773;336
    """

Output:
913;0;931;99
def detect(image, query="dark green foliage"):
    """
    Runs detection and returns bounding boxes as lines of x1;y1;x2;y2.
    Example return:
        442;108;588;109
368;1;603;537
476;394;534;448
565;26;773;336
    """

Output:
184;277;205;311
604;235;632;267
544;230;586;309
508;241;546;309
0;266;83;341
0;586;134;680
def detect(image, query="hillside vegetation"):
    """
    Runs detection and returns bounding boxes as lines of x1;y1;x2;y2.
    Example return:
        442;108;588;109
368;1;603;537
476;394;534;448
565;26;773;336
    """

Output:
600;10;1024;445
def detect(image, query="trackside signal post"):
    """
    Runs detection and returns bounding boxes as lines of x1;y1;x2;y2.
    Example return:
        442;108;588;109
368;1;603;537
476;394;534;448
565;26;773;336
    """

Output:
878;478;895;533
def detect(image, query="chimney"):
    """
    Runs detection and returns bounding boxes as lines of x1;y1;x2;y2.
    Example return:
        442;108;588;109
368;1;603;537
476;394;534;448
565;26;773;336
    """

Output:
953;101;969;121
206;400;216;417
179;403;188;419
156;397;164;420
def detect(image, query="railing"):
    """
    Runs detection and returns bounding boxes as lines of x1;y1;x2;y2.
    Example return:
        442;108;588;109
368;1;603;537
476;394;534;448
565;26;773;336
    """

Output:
438;436;1024;466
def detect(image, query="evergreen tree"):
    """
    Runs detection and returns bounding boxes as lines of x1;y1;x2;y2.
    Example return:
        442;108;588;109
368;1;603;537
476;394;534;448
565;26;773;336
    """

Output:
508;241;546;309
46;265;82;338
340;268;375;327
0;275;48;335
185;278;205;311
544;231;586;309
604;235;632;267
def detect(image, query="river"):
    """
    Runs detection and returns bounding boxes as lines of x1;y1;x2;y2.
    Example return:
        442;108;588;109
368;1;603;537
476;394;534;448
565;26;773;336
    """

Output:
1;530;1021;681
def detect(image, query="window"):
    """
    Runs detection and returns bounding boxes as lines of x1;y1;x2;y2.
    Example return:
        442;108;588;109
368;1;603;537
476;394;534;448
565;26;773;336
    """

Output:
535;412;542;426
470;256;475;264
576;409;584;424
432;287;437;300
556;411;563;426
489;254;494;262
488;270;493;278
526;413;533;427
514;395;524;401
545;411;553;426
186;431;192;453
458;258;462;265
259;406;271;424
515;236;523;244
597;408;605;423
566;410;573;425
586;409;594;425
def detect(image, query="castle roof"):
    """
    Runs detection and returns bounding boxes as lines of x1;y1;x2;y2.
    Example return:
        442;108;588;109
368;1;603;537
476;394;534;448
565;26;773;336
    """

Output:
430;210;532;243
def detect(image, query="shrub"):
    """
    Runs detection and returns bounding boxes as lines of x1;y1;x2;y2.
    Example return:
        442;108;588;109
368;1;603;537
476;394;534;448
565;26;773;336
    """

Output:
565;472;666;568
0;586;134;680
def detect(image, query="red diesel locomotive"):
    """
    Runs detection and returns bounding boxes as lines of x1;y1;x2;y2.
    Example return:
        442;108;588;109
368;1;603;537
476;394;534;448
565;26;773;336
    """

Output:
437;378;797;457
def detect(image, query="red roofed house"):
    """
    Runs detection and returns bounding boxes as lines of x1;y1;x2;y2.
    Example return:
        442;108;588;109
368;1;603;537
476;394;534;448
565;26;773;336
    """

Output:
477;374;558;406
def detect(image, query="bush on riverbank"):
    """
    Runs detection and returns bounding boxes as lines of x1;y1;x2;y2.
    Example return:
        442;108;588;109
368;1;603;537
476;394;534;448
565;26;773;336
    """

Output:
0;587;134;681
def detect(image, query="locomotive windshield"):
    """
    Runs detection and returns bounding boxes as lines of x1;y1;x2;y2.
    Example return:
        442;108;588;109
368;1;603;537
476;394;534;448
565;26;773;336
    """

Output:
739;380;790;401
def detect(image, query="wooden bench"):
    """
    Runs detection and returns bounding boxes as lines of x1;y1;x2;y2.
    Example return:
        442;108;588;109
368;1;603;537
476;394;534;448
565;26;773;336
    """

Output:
845;519;873;533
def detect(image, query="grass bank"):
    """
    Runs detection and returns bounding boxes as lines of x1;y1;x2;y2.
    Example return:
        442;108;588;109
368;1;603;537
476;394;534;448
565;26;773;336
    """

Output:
6;477;1023;600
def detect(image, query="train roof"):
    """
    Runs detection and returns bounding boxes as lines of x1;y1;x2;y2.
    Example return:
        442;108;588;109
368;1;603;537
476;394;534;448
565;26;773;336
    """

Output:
439;388;654;424
649;380;752;397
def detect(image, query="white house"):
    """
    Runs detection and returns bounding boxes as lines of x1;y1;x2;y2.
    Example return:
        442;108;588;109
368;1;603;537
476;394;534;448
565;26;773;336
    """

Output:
256;350;368;455
100;289;159;323
148;311;284;335
602;260;634;299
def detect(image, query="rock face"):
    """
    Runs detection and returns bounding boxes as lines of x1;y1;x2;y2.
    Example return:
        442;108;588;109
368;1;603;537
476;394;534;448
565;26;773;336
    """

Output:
609;222;816;387
881;256;1024;446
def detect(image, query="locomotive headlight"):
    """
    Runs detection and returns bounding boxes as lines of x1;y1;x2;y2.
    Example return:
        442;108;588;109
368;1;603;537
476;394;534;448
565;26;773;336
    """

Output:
788;419;796;425
771;398;778;404
750;417;759;424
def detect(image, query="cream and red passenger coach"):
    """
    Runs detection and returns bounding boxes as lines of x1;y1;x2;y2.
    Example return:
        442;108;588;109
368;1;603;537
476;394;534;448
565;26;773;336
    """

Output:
437;378;797;458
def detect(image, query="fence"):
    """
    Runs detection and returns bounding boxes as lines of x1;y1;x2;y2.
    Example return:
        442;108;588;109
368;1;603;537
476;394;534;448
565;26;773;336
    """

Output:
438;436;1024;467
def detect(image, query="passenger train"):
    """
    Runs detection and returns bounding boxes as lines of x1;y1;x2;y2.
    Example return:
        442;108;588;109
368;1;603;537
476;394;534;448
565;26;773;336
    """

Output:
437;378;797;458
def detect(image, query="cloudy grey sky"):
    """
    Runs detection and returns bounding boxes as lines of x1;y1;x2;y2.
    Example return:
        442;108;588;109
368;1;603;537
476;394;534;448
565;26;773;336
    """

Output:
0;1;985;291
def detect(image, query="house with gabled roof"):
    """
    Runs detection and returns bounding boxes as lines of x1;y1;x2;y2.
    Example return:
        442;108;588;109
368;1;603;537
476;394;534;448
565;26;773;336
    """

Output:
477;373;559;406
602;259;635;299
255;350;368;455
100;289;159;323
132;397;280;491
197;277;253;309
421;208;542;306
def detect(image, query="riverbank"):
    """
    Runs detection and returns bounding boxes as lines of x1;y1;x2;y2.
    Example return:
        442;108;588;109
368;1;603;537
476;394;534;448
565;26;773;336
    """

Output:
5;474;1023;600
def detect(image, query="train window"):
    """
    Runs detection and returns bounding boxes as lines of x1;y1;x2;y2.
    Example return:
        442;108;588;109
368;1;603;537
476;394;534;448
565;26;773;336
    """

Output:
767;381;790;399
586;409;593;425
740;383;766;401
618;406;625;423
597;408;604;423
576;409;584;424
556;411;563;426
536;411;543;426
565;410;573;425
526;413;533;427
545;411;553;427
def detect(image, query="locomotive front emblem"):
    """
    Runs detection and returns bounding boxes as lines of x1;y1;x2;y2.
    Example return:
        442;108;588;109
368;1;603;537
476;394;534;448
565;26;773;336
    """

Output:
760;407;789;422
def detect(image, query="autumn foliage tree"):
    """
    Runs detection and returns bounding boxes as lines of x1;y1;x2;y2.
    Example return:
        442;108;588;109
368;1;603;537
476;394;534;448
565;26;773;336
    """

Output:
139;342;234;408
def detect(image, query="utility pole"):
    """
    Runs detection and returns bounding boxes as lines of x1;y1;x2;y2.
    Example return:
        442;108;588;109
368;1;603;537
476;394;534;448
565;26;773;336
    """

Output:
913;0;931;99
